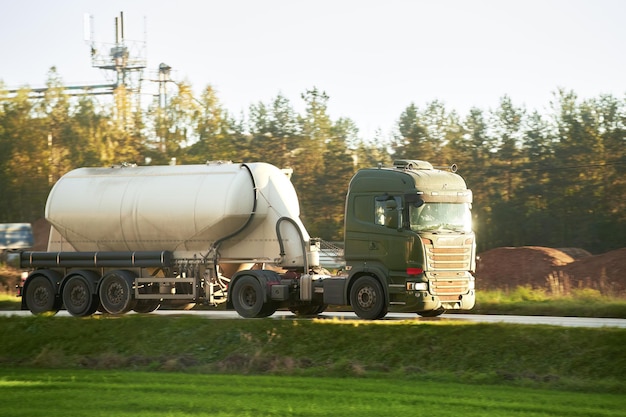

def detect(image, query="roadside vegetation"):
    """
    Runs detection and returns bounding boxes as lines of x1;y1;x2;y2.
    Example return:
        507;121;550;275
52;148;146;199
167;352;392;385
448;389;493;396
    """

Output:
2;308;625;416
1;315;624;393
466;286;626;318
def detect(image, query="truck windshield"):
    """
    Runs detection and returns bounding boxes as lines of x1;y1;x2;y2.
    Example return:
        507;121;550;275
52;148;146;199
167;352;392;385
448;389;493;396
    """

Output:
409;202;472;233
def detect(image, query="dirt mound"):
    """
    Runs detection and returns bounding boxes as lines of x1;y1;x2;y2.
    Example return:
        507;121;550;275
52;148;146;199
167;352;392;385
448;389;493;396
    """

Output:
558;248;626;296
556;247;592;260
476;246;626;297
476;246;574;291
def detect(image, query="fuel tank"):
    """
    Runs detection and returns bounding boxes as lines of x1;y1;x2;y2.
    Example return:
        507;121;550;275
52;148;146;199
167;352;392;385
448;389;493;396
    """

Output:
45;162;311;267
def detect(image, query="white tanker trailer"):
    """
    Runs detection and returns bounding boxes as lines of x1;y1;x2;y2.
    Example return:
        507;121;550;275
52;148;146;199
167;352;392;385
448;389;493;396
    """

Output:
19;159;476;319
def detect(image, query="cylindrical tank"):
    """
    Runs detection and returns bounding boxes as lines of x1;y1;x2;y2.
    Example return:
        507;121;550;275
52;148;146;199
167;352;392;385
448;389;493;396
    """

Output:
45;162;310;266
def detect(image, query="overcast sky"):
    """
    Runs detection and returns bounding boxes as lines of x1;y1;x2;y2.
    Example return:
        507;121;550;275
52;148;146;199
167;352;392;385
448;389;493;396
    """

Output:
1;0;624;138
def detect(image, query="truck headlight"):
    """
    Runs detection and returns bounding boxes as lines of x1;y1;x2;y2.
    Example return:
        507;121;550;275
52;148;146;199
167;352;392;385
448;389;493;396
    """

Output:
407;282;428;291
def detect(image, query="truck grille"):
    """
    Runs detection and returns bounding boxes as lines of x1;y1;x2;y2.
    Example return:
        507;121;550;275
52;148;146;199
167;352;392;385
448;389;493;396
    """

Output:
425;246;472;270
429;275;471;298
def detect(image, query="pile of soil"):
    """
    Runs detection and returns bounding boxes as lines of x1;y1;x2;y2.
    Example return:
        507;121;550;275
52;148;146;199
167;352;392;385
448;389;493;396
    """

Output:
476;246;574;292
476;246;626;297
559;248;626;296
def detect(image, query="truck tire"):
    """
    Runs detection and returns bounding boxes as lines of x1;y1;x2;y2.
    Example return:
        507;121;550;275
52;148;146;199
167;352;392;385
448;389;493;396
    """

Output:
25;275;60;315
232;275;273;318
350;276;387;320
98;270;137;315
62;274;99;317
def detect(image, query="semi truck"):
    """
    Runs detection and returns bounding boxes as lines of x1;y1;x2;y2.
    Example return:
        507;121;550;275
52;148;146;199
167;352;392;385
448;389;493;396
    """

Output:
19;159;476;319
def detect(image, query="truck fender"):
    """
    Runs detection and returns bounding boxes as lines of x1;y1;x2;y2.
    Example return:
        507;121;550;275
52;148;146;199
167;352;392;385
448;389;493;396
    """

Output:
346;267;389;306
60;269;101;295
226;270;282;309
21;269;63;311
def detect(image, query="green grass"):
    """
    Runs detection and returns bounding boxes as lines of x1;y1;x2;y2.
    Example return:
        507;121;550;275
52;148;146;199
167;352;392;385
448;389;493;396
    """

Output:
0;293;21;310
1;315;625;416
0;368;624;417
470;287;626;318
0;315;625;392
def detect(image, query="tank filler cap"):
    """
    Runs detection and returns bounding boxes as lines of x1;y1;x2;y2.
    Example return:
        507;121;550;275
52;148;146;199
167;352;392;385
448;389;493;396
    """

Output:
393;160;434;170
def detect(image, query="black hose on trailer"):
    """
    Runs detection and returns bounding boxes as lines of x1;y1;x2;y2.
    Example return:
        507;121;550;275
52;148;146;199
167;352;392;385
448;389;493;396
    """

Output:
275;216;309;273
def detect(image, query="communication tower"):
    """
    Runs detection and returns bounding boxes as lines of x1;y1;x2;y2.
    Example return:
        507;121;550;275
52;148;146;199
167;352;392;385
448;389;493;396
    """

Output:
84;12;147;130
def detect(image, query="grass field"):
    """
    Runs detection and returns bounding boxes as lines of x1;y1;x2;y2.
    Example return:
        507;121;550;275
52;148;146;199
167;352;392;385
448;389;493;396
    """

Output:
1;313;625;416
1;315;625;390
1;368;625;417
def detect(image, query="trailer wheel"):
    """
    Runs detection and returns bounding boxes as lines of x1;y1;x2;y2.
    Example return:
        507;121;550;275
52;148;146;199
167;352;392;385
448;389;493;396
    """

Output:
99;271;137;315
350;276;387;320
62;274;99;317
232;275;269;318
25;275;59;315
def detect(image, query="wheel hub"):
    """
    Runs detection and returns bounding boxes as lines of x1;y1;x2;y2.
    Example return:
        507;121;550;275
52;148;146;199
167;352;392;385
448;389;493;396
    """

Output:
107;283;124;304
70;286;87;306
33;287;49;307
357;286;376;309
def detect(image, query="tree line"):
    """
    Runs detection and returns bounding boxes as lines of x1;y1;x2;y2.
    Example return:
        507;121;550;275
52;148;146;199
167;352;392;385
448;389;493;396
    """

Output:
1;69;625;254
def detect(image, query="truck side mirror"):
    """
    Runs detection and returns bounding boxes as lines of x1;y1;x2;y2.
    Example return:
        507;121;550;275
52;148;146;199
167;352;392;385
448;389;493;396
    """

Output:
405;194;424;207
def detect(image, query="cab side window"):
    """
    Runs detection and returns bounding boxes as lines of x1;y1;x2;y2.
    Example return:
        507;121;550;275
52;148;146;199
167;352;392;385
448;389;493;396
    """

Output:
375;195;402;228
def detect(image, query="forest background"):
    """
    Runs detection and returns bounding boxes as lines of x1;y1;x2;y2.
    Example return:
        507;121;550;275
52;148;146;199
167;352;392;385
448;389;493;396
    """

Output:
1;69;625;254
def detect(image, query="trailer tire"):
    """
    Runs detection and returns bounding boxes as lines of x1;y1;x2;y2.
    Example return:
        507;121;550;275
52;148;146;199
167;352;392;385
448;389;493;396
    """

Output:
350;276;387;320
62;274;99;317
25;274;60;315
232;275;269;318
98;270;137;315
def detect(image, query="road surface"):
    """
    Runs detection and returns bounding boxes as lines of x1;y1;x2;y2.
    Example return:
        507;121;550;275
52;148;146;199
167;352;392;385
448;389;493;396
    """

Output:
2;309;625;328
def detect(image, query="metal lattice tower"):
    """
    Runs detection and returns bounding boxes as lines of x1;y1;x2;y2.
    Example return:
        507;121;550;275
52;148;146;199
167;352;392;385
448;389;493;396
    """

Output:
85;11;147;131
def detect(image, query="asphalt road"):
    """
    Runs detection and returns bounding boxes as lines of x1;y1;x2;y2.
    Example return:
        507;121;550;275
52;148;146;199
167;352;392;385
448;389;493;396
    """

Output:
2;309;625;328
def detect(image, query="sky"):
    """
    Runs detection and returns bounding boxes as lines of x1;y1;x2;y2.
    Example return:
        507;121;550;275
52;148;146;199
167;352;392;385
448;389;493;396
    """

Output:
1;0;625;138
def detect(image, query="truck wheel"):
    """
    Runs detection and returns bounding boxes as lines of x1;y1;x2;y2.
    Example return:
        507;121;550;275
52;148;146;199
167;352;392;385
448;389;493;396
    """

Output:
99;271;137;315
232;275;268;318
350;276;387;320
25;275;59;315
62;275;99;317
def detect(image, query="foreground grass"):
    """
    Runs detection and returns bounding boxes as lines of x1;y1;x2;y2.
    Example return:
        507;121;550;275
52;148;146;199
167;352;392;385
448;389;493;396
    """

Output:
1;368;624;417
0;315;624;393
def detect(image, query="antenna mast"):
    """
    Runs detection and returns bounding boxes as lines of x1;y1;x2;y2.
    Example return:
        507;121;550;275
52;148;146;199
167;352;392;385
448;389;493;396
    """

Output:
87;11;147;131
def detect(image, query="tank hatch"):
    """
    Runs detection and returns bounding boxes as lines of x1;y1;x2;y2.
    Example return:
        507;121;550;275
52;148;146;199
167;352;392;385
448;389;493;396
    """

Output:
393;160;434;170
